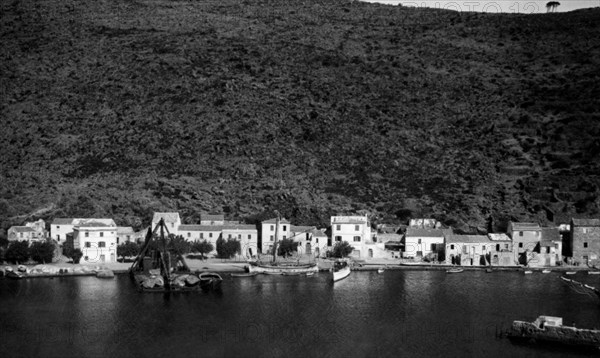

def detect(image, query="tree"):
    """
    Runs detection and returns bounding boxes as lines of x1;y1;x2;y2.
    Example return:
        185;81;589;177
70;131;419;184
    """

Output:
5;241;30;264
546;1;560;12
29;241;55;264
216;237;241;259
72;249;83;264
117;241;140;259
277;238;299;258
168;235;191;254
191;240;214;259
330;241;354;258
62;238;75;259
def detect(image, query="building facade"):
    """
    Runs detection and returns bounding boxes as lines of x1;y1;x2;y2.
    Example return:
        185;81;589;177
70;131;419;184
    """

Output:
445;235;490;266
569;218;600;264
73;219;118;263
403;227;446;259
508;222;541;264
330;215;371;259
260;218;291;254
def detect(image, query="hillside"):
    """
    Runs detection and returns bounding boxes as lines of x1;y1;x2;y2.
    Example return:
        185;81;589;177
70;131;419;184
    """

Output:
1;0;599;234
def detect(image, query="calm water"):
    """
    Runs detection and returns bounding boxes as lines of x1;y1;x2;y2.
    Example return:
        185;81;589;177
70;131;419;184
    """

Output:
1;270;600;358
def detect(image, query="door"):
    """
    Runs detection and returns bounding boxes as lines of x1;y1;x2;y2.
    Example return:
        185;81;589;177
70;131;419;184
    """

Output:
100;254;106;263
110;253;115;262
368;249;373;258
306;243;311;255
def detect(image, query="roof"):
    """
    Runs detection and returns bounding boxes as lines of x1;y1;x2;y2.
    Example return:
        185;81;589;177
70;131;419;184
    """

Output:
331;216;368;224
311;229;327;237
446;234;489;244
221;224;258;231
51;218;76;225
152;212;181;224
409;218;438;228
262;218;291;224
510;222;541;231
291;225;314;233
179;225;223;231
378;233;403;241
488;233;512;241
117;226;135;234
76;221;115;228
572;218;600;227
541;227;561;243
9;226;35;233
405;227;445;237
201;214;224;221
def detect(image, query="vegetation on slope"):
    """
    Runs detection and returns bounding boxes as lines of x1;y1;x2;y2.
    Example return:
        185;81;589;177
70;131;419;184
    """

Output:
0;0;599;234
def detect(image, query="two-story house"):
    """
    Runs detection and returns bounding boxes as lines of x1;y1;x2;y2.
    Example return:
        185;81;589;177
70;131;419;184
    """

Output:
73;219;118;263
569;218;600;265
330;215;371;259
8;219;47;243
445;234;490;266
260;217;291;254
403;227;447;260
508;222;541;264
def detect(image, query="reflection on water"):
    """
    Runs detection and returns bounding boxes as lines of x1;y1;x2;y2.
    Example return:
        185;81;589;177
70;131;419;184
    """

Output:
2;271;600;357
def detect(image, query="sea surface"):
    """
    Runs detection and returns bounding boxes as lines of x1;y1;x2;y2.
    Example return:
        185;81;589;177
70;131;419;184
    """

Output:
1;270;600;358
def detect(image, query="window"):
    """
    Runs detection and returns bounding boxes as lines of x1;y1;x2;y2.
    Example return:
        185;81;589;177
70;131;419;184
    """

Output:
335;236;342;242
171;223;174;228
283;236;287;240
238;234;242;239
85;242;91;248
99;241;105;248
519;231;523;237
228;234;232;239
355;225;360;231
336;225;341;231
56;226;60;229
505;244;509;249
188;233;191;237
584;242;588;248
583;228;588;234
100;232;104;237
56;235;60;240
270;225;274;231
85;232;89;237
353;236;361;242
282;225;287;232
496;244;500;251
20;232;23;238
518;243;523;248
270;235;274;241
248;235;252;240
209;233;213;238
418;239;422;244
200;233;204;239
84;256;88;261
450;244;455;250
316;238;319;244
126;235;130;240
482;245;486;251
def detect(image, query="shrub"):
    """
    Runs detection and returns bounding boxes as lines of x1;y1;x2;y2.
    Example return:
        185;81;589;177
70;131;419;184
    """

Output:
330;241;354;258
191;240;214;259
72;249;83;264
216;237;241;259
5;241;30;264
277;238;299;258
29;241;55;264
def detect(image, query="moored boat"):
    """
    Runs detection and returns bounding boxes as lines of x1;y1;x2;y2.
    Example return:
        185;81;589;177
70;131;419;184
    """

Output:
332;260;351;282
565;271;577;275
377;268;385;274
199;272;223;290
230;272;258;278
588;271;600;275
542;269;552;274
6;270;24;279
446;268;464;273
508;316;600;349
523;270;533;274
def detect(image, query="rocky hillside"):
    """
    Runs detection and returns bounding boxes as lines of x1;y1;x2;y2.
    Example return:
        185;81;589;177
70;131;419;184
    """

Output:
0;0;599;234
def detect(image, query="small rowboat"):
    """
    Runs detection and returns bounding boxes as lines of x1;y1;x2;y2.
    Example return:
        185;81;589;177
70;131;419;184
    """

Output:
523;270;533;274
542;269;551;274
565;271;577;275
446;268;464;273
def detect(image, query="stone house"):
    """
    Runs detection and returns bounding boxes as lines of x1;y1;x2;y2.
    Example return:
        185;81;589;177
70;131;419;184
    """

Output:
8;219;47;243
487;233;515;266
260;217;292;254
445;235;490;266
116;226;135;244
569;218;600;265
508;222;542;264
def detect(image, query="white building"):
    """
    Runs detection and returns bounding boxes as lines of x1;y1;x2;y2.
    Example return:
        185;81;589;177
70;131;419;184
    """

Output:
222;224;259;258
73;219;118;263
51;218;82;244
152;212;181;236
116;226;135;244
200;214;225;226
260;217;291;254
331;215;371;259
403;227;447;259
8;219;47;243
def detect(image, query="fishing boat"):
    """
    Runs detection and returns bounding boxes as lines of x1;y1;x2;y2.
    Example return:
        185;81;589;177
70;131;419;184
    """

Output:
588;271;600;275
129;218;202;293
199;272;223;290
565;271;577;275
377;268;385;274
542;269;552;274
6;270;24;280
485;268;494;273
508;316;600;349
446;268;464;273
523;270;533;274
333;260;351;282
305;272;315;277
247;213;318;275
230;272;258;278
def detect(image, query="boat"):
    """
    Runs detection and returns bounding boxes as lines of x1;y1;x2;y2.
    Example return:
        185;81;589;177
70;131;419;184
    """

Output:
129;218;202;293
96;270;115;279
588;271;600;275
230;272;258;278
333;260;351;282
247;213;319;275
199;272;223;290
565;271;577;275
377;268;385;274
6;271;24;280
305;272;315;277
446;268;464;273
523;270;533;274
560;276;600;299
508;316;600;349
542;269;552;274
485;268;494;273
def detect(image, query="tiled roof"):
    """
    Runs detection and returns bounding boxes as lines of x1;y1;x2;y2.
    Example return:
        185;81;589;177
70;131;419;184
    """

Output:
179;225;223;231
291;225;314;233
446;234;489;244
409;218;438;228
378;233;403;241
10;226;35;232
201;214;224;221
541;227;561;243
221;224;257;231
117;226;135;234
262;218;291;224
77;221;114;228
572;218;600;227
311;229;327;237
405;227;445;237
51;218;76;225
153;212;181;224
510;222;541;231
488;233;512;241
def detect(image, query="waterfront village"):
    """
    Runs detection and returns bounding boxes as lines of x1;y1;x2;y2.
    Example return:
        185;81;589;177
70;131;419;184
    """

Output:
5;212;600;272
